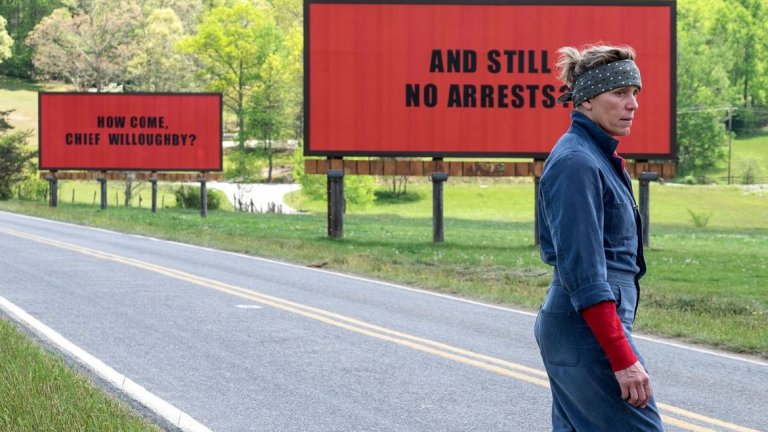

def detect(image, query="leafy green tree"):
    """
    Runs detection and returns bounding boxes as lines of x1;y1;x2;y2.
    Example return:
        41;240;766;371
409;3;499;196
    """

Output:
265;0;301;30
0;0;61;78
245;26;301;182
713;0;768;108
127;7;196;92
26;0;142;91
0;109;35;200
0;15;12;64
180;0;280;151
140;0;204;33
676;0;735;176
246;83;286;183
244;0;302;182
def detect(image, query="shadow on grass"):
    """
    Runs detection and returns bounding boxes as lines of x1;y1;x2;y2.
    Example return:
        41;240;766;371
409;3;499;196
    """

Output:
0;76;50;93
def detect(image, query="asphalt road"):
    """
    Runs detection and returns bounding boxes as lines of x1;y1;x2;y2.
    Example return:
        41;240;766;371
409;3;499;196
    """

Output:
0;211;766;432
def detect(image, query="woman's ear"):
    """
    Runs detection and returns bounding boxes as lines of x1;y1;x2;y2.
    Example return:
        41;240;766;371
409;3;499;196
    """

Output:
580;99;593;111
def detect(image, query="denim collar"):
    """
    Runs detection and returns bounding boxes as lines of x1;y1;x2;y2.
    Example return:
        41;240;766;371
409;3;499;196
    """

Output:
568;110;619;158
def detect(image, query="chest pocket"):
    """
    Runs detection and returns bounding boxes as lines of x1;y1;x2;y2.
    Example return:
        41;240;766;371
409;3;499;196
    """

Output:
605;201;636;245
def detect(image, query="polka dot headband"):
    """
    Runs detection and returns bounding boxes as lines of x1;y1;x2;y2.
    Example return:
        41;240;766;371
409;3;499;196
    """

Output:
557;59;642;107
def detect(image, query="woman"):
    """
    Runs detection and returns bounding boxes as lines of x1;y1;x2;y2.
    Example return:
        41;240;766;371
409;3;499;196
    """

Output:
534;44;665;431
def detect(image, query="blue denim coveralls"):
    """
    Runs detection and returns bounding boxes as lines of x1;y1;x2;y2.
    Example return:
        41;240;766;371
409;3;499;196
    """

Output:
534;111;664;431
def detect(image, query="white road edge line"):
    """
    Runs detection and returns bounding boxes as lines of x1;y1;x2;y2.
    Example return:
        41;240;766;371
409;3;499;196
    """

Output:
3;211;767;368
0;295;213;432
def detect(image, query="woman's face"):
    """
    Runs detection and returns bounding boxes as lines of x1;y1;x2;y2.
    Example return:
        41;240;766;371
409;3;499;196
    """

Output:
580;86;640;136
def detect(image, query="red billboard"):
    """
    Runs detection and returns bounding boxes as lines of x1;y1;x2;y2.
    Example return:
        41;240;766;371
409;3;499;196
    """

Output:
305;1;676;159
39;93;222;171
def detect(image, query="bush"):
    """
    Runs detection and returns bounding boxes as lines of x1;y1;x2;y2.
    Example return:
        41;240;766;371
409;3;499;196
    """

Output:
345;176;376;210
687;209;712;228
737;159;762;185
292;143;325;200
173;185;225;210
16;177;48;201
374;190;423;203
224;148;265;182
0;112;35;200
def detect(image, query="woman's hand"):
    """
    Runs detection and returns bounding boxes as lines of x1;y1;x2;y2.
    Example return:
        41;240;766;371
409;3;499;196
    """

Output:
614;360;653;408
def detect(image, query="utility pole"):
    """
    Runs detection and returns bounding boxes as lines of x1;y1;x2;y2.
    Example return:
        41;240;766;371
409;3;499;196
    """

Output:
727;107;734;185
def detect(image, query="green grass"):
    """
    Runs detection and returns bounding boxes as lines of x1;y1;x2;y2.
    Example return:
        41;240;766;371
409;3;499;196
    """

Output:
0;319;161;431
292;178;537;221
49;180;179;208
0;76;73;145
712;130;768;183
2;178;766;357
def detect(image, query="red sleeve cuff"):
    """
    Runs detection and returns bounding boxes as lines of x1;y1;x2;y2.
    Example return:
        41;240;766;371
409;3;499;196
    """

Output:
581;301;638;371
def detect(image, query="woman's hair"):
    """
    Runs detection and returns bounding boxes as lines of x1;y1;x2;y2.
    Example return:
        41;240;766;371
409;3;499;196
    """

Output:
556;44;636;89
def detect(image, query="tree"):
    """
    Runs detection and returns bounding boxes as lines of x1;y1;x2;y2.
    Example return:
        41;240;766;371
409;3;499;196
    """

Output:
704;0;768;134
126;7;196;92
675;0;736;176
264;0;301;30
26;0;142;91
243;0;302;182
713;0;768;108
0;0;61;78
245;26;301;182
0;109;35;200
0;15;12;64
140;0;204;33
246;82;285;182
180;1;281;152
268;0;303;141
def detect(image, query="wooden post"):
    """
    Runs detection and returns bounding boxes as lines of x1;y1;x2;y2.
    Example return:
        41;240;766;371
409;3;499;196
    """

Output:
198;173;208;218
327;169;344;239
45;172;58;207
431;172;448;243
150;172;158;213
97;171;107;210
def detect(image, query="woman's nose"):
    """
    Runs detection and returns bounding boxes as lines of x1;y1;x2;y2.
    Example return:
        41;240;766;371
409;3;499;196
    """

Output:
628;95;639;110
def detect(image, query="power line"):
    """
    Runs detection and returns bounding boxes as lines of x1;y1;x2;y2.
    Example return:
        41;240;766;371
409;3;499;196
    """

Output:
677;106;768;115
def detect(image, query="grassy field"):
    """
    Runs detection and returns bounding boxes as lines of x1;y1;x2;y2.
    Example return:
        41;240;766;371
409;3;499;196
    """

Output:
0;76;72;144
711;131;768;184
0;319;161;431
47;180;179;208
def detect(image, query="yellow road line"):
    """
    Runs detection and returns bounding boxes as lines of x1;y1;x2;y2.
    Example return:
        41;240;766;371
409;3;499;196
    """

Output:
1;227;761;432
658;403;762;432
662;416;718;432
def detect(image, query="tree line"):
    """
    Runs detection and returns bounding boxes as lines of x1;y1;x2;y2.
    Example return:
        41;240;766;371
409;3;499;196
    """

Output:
1;0;767;184
1;0;301;185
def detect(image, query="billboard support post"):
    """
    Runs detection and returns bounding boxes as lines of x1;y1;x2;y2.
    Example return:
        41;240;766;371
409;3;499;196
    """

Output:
149;172;158;213
431;172;448;243
198;173;208;218
327;169;344;239
638;172;659;248
97;171;107;210
45;172;58;208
